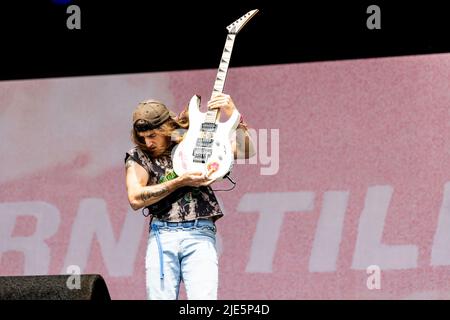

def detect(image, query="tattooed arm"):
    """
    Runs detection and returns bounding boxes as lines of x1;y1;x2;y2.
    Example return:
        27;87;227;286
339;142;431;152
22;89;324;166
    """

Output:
125;158;179;210
125;158;213;211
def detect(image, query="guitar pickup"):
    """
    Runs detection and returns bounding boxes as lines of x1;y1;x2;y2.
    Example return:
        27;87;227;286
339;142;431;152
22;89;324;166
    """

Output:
201;123;217;132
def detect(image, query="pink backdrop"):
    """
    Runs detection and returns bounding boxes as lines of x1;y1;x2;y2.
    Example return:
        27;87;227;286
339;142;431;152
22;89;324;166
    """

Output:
1;53;450;299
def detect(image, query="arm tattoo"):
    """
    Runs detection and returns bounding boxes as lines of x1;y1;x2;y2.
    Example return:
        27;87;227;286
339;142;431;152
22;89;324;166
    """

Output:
125;159;135;170
140;186;169;202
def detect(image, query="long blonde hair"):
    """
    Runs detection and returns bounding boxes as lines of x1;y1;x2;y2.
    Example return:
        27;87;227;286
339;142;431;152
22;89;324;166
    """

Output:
131;105;190;149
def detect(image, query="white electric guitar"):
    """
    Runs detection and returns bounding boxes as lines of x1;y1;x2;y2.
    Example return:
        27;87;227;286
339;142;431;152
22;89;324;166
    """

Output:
172;9;259;181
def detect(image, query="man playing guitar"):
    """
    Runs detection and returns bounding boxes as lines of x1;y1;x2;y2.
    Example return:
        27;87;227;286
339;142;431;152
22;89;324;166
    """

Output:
125;94;254;299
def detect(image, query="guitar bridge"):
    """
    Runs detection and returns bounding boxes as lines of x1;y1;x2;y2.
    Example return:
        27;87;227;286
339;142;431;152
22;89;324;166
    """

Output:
193;147;212;163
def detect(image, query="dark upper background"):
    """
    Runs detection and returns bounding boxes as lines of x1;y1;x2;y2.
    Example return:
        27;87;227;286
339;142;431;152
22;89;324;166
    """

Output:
0;0;449;80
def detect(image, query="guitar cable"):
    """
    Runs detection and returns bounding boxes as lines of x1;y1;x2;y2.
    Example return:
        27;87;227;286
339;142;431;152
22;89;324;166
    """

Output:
211;173;237;192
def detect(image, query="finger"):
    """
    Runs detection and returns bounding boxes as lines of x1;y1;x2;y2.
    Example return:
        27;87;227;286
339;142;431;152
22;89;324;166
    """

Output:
200;179;215;186
207;96;222;104
204;179;216;186
211;92;226;98
191;173;207;180
214;98;229;104
208;102;232;110
208;101;225;108
208;97;229;105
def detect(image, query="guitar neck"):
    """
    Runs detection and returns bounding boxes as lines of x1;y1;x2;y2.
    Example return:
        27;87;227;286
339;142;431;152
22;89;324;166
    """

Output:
205;33;236;124
212;33;236;96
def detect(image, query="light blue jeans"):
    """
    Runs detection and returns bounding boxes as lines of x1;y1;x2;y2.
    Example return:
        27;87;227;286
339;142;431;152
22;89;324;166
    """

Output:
145;218;218;300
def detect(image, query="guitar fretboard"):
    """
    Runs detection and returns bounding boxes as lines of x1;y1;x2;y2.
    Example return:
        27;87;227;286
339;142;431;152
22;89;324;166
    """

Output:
205;33;236;124
213;34;236;95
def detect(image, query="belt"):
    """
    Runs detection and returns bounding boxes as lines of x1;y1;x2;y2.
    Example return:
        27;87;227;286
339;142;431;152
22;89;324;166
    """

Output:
152;218;215;228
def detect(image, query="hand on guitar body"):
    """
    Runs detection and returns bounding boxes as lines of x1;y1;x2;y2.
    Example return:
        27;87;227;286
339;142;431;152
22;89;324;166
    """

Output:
178;171;215;188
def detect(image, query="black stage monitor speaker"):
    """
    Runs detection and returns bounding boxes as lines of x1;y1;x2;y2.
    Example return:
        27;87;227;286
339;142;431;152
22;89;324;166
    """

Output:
0;274;111;300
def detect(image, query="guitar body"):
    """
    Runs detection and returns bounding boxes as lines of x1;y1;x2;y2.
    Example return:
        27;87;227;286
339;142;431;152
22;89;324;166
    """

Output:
172;95;241;181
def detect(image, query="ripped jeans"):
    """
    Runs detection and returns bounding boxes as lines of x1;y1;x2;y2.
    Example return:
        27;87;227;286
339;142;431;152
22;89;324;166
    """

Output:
145;218;218;300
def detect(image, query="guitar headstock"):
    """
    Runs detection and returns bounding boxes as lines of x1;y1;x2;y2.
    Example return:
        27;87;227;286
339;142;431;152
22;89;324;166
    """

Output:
226;9;259;34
